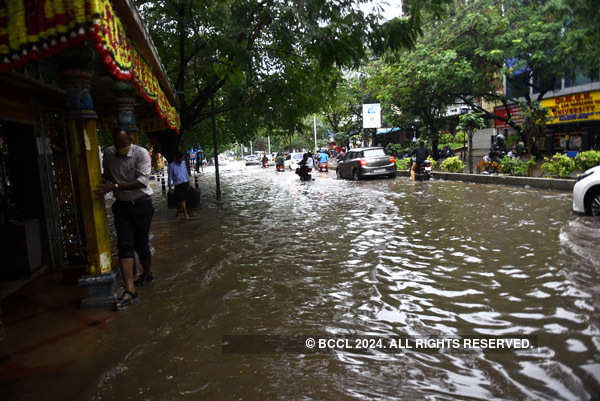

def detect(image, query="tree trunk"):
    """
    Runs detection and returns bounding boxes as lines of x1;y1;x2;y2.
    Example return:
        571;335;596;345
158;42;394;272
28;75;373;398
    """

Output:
468;131;473;173
431;137;439;160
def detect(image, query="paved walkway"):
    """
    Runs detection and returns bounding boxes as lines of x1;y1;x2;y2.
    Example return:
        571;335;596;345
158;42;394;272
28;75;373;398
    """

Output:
0;176;199;393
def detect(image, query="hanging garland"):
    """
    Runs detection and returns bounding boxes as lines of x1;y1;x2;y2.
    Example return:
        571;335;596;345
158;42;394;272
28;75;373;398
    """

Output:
0;0;180;133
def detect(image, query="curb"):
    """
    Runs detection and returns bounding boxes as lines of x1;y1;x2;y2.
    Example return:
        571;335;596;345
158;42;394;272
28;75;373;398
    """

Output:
396;170;575;191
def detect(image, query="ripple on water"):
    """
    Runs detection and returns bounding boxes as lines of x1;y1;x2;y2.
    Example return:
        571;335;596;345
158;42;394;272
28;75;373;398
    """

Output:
86;165;600;401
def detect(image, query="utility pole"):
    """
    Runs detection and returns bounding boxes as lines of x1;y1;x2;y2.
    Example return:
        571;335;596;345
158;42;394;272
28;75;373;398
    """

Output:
267;135;271;154
211;95;221;201
313;115;317;151
250;141;253;155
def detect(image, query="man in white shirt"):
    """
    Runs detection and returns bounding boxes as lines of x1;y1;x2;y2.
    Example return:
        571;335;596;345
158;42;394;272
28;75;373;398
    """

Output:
95;130;154;310
306;152;314;170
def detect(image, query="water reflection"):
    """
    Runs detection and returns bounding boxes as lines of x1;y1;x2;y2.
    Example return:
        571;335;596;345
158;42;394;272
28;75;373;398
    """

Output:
41;162;600;400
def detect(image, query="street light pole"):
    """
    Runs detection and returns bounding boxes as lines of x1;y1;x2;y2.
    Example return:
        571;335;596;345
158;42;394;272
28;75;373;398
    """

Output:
313;115;317;151
267;135;271;154
211;95;221;201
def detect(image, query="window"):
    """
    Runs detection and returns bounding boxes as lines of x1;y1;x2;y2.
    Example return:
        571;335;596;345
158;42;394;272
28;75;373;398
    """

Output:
506;73;530;98
564;67;599;87
364;149;386;157
532;72;561;94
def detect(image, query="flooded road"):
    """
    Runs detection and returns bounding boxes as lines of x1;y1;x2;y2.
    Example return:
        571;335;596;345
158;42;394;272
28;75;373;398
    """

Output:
11;161;600;400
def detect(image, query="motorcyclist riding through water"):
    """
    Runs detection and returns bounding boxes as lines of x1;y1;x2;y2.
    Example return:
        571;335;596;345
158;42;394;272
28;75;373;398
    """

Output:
318;149;329;171
488;133;507;163
296;152;313;181
409;140;430;181
275;152;286;171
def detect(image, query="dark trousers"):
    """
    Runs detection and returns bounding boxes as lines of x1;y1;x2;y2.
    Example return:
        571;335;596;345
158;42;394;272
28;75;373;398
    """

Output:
112;196;154;260
174;182;189;202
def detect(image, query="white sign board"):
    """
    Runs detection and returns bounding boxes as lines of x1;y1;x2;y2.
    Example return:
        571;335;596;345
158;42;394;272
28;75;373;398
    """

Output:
362;103;381;128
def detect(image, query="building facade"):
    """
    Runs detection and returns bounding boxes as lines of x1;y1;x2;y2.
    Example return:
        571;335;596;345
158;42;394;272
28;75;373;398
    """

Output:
0;0;180;305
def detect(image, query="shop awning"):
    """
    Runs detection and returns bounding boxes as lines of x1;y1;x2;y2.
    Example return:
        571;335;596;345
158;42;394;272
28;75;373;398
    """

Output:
0;0;180;133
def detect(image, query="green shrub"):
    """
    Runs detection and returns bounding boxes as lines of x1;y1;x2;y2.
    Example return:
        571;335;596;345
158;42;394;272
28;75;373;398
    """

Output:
542;153;576;177
499;156;529;176
440;156;464;173
396;157;412;170
386;143;404;156
454;131;467;143
526;156;537;175
440;132;455;144
574;150;600;171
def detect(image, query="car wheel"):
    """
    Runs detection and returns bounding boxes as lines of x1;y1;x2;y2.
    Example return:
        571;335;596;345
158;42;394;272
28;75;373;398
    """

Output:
589;188;600;216
352;169;359;181
388;172;397;179
336;167;342;179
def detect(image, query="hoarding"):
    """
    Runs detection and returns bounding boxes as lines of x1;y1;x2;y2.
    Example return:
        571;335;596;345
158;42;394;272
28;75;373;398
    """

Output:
362;103;381;129
541;90;600;124
494;105;524;129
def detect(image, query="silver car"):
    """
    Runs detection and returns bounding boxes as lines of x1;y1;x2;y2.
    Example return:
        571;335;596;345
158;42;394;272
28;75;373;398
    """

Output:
573;165;600;216
336;147;397;180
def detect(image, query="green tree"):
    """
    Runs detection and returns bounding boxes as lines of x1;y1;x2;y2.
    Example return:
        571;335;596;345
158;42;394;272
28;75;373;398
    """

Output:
431;0;598;149
135;0;452;151
457;112;485;173
367;46;470;158
322;76;363;147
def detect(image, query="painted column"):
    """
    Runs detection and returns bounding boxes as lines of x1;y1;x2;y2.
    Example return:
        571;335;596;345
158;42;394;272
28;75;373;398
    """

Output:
113;81;139;141
63;69;112;275
63;67;117;307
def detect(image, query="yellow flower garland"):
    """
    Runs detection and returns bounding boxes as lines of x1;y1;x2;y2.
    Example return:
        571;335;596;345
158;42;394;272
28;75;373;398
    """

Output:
0;0;180;132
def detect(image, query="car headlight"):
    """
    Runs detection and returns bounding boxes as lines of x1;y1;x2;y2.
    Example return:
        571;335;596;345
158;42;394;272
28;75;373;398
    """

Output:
576;171;593;182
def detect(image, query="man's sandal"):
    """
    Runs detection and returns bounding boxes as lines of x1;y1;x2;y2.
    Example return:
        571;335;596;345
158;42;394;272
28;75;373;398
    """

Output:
114;290;138;311
134;273;153;287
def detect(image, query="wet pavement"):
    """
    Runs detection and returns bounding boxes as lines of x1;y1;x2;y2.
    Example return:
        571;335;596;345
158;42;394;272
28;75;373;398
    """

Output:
1;161;600;400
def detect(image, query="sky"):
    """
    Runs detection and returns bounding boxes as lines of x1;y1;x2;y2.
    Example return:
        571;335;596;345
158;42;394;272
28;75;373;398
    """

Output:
361;0;404;21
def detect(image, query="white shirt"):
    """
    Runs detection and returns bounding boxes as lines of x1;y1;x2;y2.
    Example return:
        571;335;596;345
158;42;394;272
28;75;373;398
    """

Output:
102;144;153;201
306;157;314;169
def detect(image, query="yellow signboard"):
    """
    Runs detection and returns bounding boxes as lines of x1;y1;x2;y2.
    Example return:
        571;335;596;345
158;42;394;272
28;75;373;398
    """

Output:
542;90;600;124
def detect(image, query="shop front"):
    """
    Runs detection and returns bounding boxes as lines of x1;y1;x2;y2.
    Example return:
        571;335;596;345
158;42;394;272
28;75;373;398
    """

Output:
541;90;600;154
0;0;179;306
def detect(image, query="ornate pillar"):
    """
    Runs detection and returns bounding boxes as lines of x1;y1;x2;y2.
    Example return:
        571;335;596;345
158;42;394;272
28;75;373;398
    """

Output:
113;82;139;143
63;65;118;308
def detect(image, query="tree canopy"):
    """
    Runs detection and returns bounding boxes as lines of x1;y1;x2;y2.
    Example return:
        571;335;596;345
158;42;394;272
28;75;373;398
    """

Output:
363;0;600;154
135;0;451;149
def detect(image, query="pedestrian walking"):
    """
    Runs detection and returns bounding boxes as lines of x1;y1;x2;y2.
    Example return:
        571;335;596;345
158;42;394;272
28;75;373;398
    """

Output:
168;151;192;219
96;129;154;310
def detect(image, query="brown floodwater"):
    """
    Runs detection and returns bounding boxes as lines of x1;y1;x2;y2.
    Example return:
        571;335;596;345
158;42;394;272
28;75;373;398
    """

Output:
10;161;600;400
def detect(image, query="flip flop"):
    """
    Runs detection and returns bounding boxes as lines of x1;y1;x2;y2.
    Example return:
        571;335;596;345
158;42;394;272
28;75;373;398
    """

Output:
114;290;138;311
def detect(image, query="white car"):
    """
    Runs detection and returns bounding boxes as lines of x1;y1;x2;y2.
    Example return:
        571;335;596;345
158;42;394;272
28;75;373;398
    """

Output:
244;155;260;166
572;165;600;216
286;152;305;170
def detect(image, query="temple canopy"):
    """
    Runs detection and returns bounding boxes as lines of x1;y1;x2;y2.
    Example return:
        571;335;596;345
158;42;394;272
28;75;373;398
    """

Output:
0;0;179;133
